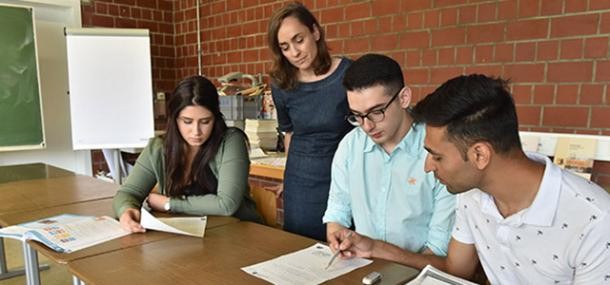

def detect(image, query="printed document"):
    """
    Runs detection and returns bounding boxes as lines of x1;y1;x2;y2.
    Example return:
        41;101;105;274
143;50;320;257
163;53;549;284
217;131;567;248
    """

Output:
139;207;207;237
241;243;372;284
0;214;130;253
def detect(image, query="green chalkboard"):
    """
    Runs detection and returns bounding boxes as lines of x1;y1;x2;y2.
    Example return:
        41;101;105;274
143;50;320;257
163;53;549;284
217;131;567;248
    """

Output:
0;4;44;150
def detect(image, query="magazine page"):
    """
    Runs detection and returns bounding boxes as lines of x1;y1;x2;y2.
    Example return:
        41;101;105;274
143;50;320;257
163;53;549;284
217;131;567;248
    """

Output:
553;137;597;180
0;214;130;253
139;207;207;237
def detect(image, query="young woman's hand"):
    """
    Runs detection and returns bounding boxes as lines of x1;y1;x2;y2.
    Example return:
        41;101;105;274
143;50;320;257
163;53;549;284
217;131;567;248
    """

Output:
147;192;169;212
119;208;146;233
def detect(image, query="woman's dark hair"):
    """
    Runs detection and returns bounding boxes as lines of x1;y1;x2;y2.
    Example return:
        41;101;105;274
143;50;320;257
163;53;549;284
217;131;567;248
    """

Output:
267;1;331;90
164;75;227;197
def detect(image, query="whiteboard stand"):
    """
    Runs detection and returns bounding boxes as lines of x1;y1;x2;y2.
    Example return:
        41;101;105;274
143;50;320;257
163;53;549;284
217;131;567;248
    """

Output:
102;149;128;185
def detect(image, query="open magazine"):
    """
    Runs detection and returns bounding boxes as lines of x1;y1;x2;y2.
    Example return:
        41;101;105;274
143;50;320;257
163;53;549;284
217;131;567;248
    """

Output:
0;214;130;253
406;265;477;285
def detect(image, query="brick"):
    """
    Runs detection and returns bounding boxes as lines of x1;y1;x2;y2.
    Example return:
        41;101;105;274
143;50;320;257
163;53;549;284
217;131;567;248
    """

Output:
379;16;392;33
506;19;548;40
438;48;455;65
136;0;157;9
406;51;421;66
107;4;119;16
580;84;605;104
584;37;609;58
593;160;610;175
321;7;344;23
475;45;493;63
94;2;108;14
91;15;114;27
542;107;588;127
440;8;458;26
116;17;137;28
456;46;474;64
537;40;559;61
516;106;541;125
518;0;539;18
346;3;370;20
548;62;593;82
504;64;545;83
596;60;610;81
431;27;465;46
422;50;437;65
371;0;396;16
393;15;407;32
534;85;555;104
512;85;533;104
407;12;423;29
372;34;398;51
590;0;610;10
400;31;429;48
556;84;579;104
591;107;610;128
405;68;429;85
551;14;599;37
565;0;586;12
424;10;440;28
467;23;504;43
431;67;463;83
494;43;514;62
559;39;583;59
498;0;517;20
515;42;535;61
541;0;562;15
602;13;610;34
477;2;497;22
458;6;476;24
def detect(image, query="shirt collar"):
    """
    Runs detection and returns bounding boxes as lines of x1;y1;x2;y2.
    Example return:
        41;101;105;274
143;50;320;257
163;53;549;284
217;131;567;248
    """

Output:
363;122;425;156
480;152;561;226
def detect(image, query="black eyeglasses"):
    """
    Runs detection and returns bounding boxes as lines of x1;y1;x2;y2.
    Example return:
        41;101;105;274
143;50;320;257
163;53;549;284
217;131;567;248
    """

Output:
346;89;401;126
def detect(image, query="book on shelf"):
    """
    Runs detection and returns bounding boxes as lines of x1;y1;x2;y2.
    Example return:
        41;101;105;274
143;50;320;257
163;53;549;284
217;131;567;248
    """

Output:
553;137;597;180
0;214;130;253
406;265;477;285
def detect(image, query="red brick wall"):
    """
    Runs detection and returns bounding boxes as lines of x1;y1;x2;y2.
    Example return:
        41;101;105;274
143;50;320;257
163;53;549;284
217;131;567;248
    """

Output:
82;0;610;188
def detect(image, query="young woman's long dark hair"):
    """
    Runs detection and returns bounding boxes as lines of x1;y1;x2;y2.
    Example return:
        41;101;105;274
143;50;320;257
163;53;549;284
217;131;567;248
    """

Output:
164;75;228;197
267;1;332;90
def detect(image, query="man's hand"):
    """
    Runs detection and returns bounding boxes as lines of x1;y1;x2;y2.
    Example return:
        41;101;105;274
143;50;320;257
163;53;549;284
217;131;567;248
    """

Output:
147;192;169;212
119;208;145;233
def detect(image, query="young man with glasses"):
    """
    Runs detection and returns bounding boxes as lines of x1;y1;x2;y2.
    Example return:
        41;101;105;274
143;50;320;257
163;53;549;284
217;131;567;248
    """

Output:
323;54;456;257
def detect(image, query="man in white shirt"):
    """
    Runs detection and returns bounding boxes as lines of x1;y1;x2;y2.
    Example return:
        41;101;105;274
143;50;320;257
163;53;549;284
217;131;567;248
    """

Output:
334;74;610;284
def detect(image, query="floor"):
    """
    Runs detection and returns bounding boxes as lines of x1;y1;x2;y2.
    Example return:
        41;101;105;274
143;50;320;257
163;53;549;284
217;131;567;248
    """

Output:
0;239;71;285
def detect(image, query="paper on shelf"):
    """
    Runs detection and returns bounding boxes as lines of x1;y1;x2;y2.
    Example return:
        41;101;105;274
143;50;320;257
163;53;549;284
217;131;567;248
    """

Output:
241;243;372;284
139;208;206;237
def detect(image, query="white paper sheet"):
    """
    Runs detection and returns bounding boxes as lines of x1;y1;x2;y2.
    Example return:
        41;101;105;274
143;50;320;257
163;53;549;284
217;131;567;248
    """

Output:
241;243;372;284
406;265;477;285
139;208;206;237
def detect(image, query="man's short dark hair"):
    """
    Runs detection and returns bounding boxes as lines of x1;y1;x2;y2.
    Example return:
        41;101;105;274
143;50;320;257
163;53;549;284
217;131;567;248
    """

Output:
343;53;404;95
411;74;522;157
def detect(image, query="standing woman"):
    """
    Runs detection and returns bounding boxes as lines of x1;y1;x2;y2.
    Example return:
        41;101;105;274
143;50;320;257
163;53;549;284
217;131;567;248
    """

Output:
267;2;353;240
114;75;261;232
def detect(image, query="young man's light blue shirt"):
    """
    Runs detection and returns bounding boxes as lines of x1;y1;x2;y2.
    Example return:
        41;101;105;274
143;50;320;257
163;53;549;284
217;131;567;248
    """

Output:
323;122;456;255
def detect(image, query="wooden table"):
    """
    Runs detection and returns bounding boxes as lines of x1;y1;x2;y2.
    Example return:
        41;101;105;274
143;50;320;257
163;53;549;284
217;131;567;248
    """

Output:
0;198;239;285
0;164;117;285
69;222;419;285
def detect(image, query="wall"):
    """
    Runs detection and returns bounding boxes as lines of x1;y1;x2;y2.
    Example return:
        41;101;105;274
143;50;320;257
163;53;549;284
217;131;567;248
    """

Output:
80;0;610;187
175;0;610;188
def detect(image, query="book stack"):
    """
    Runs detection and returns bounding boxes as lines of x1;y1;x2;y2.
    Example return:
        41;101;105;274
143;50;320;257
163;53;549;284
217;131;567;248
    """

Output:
245;119;278;151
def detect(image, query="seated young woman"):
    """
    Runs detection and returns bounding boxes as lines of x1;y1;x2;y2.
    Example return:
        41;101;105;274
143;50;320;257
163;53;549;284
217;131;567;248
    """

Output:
113;75;261;232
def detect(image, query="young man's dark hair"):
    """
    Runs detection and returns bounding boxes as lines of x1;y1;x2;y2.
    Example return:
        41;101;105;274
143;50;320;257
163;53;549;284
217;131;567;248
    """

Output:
342;53;404;94
411;74;522;159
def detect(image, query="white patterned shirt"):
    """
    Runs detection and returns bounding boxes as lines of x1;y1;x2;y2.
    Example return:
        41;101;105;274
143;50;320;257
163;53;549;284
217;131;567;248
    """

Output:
453;153;610;285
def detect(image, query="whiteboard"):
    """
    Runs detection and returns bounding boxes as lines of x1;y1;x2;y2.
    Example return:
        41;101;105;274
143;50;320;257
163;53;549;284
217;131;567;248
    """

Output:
65;28;154;150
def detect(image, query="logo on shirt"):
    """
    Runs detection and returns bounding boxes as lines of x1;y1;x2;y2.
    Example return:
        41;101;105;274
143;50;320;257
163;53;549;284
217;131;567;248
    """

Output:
407;177;417;185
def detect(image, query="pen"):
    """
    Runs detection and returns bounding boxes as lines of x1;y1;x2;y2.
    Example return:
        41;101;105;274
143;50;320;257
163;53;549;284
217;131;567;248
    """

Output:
325;231;353;270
